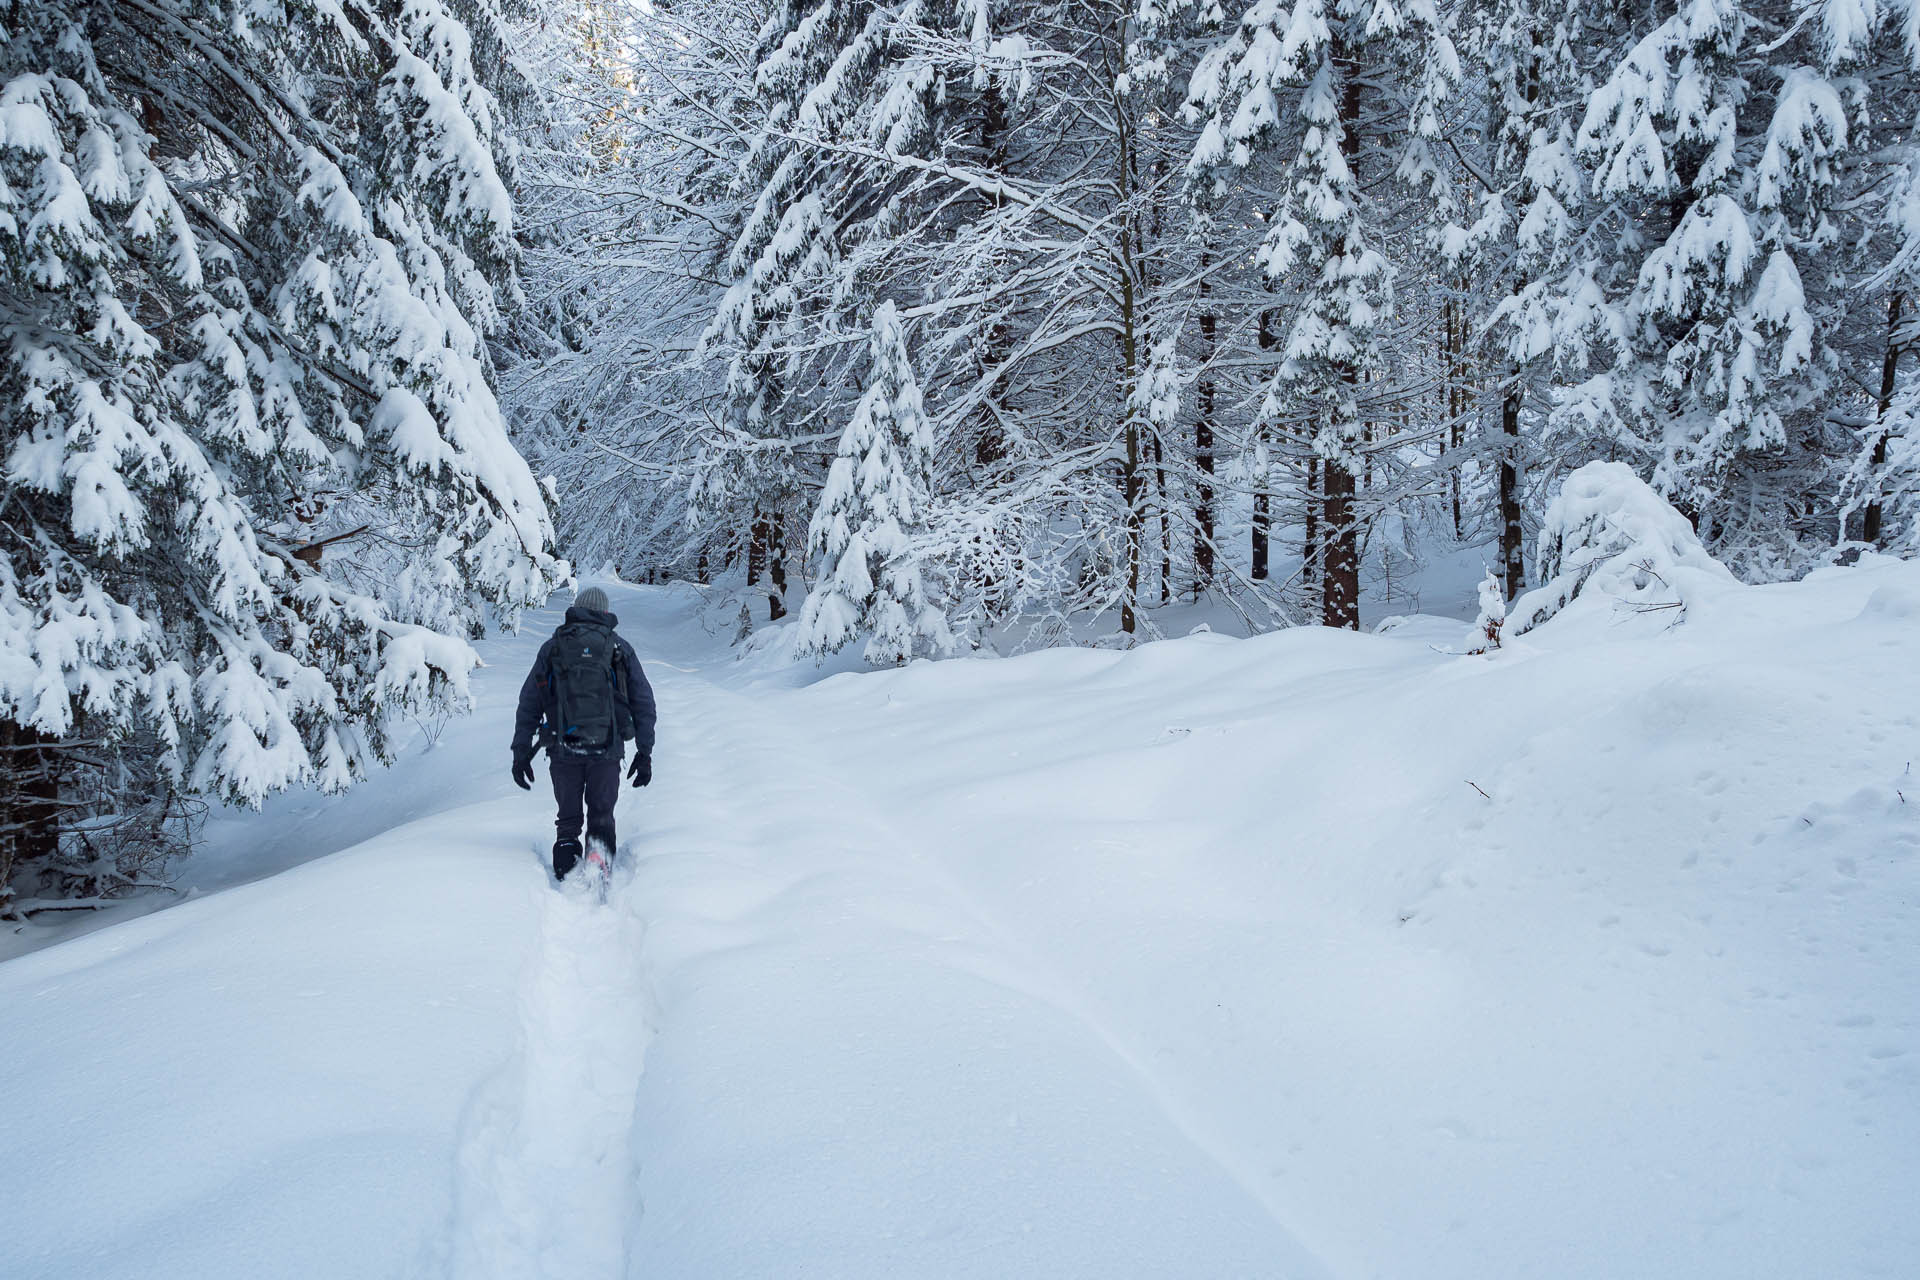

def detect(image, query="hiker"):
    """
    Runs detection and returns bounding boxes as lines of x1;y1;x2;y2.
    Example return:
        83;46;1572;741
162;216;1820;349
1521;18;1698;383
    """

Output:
510;586;656;880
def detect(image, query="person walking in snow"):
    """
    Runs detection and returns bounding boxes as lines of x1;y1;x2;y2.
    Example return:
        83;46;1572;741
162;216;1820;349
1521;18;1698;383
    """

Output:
510;586;656;881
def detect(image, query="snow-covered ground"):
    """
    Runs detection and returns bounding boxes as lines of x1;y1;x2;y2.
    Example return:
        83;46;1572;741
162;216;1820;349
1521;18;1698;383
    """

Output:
4;564;1917;1279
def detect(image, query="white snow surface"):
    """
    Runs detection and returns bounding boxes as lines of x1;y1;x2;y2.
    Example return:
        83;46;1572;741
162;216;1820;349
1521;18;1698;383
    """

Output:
4;566;1918;1279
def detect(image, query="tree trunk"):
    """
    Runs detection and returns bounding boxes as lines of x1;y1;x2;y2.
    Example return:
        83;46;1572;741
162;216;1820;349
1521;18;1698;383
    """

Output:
974;82;1011;471
1253;305;1280;581
1319;56;1363;631
1321;459;1358;629
766;512;788;621
1500;379;1525;597
1194;271;1217;594
1123;412;1141;633
1116;77;1143;635
1443;289;1469;539
1865;291;1906;547
1303;455;1319;598
745;515;765;595
748;512;786;620
1251;492;1270;581
1151;428;1171;604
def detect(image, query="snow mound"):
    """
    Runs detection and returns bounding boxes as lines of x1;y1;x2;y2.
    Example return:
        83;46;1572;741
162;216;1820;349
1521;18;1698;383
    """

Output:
1508;461;1737;637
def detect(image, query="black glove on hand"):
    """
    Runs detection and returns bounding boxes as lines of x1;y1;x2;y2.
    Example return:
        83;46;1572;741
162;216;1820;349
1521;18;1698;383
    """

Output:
627;753;652;788
511;747;536;791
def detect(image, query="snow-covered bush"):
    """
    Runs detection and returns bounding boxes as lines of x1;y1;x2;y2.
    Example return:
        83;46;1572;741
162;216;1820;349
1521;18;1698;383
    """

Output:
1506;463;1737;636
1467;571;1508;653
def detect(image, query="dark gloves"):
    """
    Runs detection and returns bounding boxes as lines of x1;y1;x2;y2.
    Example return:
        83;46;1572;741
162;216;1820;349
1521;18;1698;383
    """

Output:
511;746;536;791
627;752;652;788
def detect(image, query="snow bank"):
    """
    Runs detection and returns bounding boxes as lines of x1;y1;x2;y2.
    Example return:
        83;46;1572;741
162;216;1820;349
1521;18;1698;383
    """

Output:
0;820;542;1278
785;558;1920;1279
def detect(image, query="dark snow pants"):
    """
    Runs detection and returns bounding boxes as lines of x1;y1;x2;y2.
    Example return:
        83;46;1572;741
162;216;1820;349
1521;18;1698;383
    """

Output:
550;754;620;853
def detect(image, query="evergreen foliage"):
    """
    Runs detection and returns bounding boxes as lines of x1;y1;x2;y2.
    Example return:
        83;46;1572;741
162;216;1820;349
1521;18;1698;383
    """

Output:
0;0;563;908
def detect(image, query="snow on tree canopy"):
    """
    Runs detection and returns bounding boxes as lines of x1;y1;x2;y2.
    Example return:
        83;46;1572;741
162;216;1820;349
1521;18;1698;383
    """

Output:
0;0;563;826
1529;0;1897;575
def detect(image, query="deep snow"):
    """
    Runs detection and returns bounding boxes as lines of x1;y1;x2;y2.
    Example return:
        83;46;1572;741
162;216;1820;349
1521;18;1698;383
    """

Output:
2;564;1916;1279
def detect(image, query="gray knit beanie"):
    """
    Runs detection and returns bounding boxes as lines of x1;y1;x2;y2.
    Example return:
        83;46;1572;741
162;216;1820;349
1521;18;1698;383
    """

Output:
574;586;609;613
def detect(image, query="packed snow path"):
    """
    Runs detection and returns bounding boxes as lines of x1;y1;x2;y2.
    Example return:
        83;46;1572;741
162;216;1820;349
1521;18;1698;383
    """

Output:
437;649;1330;1277
3;573;1918;1279
443;862;652;1277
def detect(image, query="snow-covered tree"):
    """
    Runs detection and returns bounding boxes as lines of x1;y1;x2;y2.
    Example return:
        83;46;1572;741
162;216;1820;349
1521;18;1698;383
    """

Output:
1185;0;1462;629
497;0;761;584
694;0;1007;621
1538;0;1862;575
798;302;954;664
1836;26;1920;554
0;0;562;908
491;0;1920;678
1459;0;1592;597
1507;461;1737;635
1466;569;1507;652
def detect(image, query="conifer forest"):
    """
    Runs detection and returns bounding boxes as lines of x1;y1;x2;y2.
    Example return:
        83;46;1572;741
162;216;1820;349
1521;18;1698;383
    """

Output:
6;0;1920;904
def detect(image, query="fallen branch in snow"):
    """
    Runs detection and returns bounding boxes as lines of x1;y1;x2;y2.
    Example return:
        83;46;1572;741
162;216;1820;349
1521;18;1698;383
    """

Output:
1466;780;1492;801
4;897;144;917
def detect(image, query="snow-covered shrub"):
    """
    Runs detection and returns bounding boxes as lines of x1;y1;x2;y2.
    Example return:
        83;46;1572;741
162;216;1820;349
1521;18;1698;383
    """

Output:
1506;463;1737;636
1467;572;1508;653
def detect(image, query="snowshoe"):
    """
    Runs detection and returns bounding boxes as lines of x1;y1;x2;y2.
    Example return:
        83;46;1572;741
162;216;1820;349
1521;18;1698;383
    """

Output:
582;837;614;904
552;838;584;881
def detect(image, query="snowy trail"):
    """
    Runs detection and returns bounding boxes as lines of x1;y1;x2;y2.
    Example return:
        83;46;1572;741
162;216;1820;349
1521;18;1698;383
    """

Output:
443;862;653;1279
438;638;1330;1278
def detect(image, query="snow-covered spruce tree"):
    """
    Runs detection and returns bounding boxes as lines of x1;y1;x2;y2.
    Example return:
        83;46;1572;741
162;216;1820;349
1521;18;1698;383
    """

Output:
696;0;985;622
1835;18;1920;554
798;302;954;664
1458;0;1592;598
1184;0;1462;629
0;0;562;910
1466;568;1506;652
1543;0;1865;577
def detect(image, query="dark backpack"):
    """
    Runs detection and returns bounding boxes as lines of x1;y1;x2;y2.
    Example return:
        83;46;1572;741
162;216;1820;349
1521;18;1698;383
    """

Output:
547;621;628;757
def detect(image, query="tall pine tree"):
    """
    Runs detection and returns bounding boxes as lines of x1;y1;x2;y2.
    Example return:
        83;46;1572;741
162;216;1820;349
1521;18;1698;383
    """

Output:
1186;0;1461;628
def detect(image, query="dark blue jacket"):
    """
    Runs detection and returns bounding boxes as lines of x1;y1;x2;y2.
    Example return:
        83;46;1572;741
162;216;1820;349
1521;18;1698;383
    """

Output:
511;606;656;757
